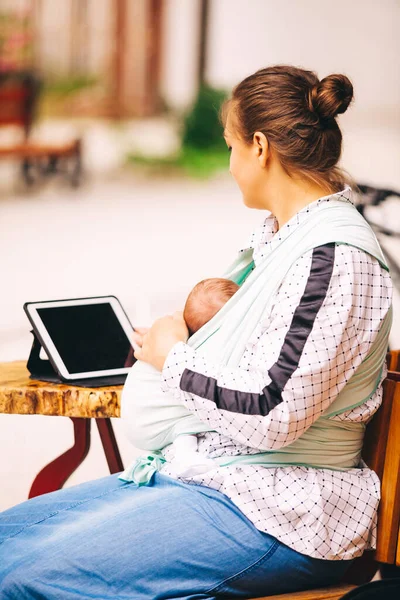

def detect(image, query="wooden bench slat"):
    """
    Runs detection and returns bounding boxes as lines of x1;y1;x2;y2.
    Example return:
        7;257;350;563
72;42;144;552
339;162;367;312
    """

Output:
397;526;400;567
0;140;80;158
388;350;400;372
375;382;400;563
251;583;356;600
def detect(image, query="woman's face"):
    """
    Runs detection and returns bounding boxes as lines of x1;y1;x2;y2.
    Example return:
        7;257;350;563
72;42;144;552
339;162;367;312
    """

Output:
224;109;267;209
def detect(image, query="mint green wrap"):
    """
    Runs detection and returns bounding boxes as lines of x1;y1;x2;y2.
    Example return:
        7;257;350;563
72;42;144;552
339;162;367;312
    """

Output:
120;198;391;484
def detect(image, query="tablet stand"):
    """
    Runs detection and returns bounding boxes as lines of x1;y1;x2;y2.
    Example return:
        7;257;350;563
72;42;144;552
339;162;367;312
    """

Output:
27;331;63;384
26;331;127;387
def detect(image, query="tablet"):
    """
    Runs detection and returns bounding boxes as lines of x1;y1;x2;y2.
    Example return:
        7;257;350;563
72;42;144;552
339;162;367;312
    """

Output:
24;296;139;381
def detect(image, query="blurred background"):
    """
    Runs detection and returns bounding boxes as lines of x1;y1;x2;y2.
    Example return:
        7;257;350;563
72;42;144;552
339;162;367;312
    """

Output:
0;0;399;510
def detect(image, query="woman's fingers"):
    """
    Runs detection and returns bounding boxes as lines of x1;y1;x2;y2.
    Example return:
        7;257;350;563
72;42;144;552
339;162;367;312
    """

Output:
132;327;149;349
134;327;150;335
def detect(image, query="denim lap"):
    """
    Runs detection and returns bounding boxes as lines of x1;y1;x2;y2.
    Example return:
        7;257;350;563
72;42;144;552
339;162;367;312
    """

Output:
0;473;351;599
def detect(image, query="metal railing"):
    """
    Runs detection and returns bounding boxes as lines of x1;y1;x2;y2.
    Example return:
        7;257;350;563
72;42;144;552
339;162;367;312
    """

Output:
356;184;400;294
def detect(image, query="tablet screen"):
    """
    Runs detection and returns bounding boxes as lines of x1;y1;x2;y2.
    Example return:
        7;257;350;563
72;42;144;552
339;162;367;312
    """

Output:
36;302;135;374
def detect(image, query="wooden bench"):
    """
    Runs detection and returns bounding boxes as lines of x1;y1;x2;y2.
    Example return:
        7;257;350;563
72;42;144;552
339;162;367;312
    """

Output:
250;366;400;599
0;71;82;186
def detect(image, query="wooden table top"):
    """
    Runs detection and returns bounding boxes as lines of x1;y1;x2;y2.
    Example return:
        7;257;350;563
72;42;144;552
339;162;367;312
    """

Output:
0;361;122;418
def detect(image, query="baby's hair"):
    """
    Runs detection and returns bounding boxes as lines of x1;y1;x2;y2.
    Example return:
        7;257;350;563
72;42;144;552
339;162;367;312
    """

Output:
183;278;239;336
190;278;240;302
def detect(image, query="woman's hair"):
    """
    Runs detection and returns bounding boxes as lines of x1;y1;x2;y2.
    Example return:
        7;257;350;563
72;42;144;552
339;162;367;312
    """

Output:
222;65;354;192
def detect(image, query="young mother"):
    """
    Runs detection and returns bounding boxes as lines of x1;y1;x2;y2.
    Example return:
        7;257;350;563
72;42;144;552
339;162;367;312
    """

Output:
0;66;392;599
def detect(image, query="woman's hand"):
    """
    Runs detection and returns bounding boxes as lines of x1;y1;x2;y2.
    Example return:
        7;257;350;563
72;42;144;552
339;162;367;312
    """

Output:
133;311;189;372
132;327;150;349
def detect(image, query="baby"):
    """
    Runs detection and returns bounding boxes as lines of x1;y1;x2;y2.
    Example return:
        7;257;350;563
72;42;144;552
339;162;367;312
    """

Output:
121;277;239;477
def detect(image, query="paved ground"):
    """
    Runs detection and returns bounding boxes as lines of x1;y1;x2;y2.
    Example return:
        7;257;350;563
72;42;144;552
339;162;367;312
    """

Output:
1;117;399;510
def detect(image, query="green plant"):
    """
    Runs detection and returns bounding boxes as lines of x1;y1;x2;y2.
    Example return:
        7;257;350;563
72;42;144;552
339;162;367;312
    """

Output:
182;85;228;150
127;146;229;178
43;75;98;96
127;85;230;178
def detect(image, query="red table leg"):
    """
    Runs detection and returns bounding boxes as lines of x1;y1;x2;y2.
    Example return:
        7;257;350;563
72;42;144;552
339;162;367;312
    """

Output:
28;418;123;499
28;417;91;498
96;418;124;473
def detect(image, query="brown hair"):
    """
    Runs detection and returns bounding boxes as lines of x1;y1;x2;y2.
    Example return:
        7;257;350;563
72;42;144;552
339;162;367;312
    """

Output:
183;278;239;335
223;65;354;192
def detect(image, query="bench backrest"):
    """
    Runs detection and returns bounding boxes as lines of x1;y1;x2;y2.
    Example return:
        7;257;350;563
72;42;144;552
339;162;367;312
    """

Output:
387;350;400;372
344;362;400;583
372;373;400;564
0;73;40;137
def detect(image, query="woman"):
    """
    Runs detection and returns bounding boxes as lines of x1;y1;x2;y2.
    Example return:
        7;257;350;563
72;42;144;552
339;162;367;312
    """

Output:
0;66;392;599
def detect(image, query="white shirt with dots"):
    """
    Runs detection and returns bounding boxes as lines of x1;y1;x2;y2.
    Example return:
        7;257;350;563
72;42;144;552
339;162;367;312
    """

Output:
159;187;393;561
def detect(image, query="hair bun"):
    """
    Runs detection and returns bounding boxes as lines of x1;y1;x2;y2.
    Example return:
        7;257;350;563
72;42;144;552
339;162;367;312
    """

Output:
310;74;353;120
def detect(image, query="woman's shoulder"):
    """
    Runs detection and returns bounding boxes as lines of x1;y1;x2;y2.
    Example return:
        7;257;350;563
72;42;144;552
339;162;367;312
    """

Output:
274;243;392;318
285;243;392;286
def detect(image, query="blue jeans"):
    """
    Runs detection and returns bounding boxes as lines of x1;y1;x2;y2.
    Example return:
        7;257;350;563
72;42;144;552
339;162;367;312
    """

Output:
0;473;352;599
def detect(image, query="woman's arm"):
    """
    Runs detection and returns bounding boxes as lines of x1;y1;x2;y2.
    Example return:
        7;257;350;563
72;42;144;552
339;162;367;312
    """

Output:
160;244;392;451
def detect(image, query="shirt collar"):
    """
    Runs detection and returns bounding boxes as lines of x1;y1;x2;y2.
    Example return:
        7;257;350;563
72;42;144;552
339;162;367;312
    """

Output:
238;186;353;266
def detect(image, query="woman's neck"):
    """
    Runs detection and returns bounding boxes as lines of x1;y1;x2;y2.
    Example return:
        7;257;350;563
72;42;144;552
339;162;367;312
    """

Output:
264;173;334;230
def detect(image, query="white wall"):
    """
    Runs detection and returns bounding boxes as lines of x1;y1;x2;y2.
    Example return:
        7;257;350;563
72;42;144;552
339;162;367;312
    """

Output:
161;0;400;118
206;0;400;119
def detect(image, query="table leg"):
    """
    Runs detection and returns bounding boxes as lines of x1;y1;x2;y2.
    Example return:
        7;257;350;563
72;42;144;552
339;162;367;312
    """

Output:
95;418;124;473
28;417;91;498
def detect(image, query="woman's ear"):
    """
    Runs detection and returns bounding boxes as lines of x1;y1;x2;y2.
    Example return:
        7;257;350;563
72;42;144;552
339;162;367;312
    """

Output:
253;131;269;168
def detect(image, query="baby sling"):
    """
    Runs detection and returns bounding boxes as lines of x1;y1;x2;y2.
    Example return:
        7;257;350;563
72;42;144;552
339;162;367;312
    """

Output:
120;198;392;485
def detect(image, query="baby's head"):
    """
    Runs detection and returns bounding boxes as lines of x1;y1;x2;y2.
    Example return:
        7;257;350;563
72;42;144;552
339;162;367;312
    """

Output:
183;278;239;336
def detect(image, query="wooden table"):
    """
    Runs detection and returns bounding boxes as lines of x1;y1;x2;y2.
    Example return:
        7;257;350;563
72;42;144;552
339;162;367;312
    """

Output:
0;361;124;498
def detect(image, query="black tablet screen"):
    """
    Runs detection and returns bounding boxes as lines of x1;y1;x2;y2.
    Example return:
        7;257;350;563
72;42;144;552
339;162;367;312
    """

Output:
37;303;135;373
